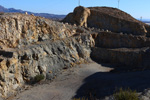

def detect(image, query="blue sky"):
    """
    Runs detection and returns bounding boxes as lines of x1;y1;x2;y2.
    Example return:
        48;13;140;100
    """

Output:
1;0;150;19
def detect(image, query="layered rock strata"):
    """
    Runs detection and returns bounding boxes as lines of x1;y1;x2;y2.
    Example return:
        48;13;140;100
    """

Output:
0;13;82;48
0;34;94;98
91;47;150;68
0;7;150;99
94;32;150;48
63;6;150;36
91;31;150;68
0;13;95;98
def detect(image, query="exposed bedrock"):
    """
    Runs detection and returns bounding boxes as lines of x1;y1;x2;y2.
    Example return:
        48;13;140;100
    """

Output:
91;31;150;68
0;7;150;99
62;6;90;27
94;32;150;48
0;13;95;98
91;47;150;68
63;6;150;36
0;13;82;48
0;34;94;98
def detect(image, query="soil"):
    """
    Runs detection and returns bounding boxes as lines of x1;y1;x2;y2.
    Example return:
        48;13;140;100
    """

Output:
11;62;150;100
88;7;143;24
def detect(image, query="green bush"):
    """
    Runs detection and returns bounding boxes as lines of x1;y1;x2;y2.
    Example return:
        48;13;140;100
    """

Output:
113;88;139;100
34;74;45;83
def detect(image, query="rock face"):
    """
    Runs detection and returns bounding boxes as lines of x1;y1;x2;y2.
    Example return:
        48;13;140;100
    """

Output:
91;47;150;67
62;6;90;27
0;34;94;98
0;13;95;98
63;6;150;36
0;13;77;48
95;32;150;48
0;7;150;99
91;31;150;68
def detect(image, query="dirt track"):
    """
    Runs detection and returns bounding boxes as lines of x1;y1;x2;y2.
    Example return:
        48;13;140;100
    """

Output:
12;62;150;100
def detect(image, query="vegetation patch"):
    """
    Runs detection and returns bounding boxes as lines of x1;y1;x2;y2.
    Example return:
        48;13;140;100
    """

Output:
113;88;139;100
33;74;45;83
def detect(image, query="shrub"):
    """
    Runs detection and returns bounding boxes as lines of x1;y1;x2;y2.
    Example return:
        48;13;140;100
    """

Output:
34;74;45;83
113;88;139;100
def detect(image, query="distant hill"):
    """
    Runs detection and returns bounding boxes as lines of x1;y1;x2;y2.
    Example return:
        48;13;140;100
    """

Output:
0;5;66;20
136;19;150;23
142;20;150;23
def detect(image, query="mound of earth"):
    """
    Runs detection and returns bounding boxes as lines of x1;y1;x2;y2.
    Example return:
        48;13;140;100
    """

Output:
63;6;150;36
88;7;139;22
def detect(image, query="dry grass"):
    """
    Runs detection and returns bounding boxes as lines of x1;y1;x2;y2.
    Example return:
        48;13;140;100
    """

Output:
113;88;139;100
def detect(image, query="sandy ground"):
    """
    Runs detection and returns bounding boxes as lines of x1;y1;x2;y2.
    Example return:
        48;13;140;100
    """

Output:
11;62;150;100
11;62;112;100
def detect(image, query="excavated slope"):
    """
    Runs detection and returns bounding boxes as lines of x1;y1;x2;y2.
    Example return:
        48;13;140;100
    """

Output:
0;13;95;98
0;7;150;99
88;7;140;23
63;6;150;36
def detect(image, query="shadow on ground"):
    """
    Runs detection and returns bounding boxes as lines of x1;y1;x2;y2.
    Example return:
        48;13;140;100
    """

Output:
73;64;150;99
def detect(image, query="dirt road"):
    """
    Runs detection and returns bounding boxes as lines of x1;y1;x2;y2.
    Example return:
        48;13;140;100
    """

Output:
12;62;150;100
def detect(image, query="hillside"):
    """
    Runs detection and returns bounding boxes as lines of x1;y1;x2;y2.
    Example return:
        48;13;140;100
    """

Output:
63;6;150;36
0;6;150;100
88;7;141;23
0;5;65;20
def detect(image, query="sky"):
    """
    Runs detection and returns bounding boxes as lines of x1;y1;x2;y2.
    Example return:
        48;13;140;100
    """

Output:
0;0;150;19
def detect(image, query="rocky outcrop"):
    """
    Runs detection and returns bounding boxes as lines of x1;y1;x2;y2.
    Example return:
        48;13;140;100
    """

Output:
94;32;150;48
0;8;150;99
91;47;150;68
63;6;150;36
62;6;90;27
0;13;95;98
62;6;150;69
0;13;78;48
0;34;94;98
91;31;150;68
